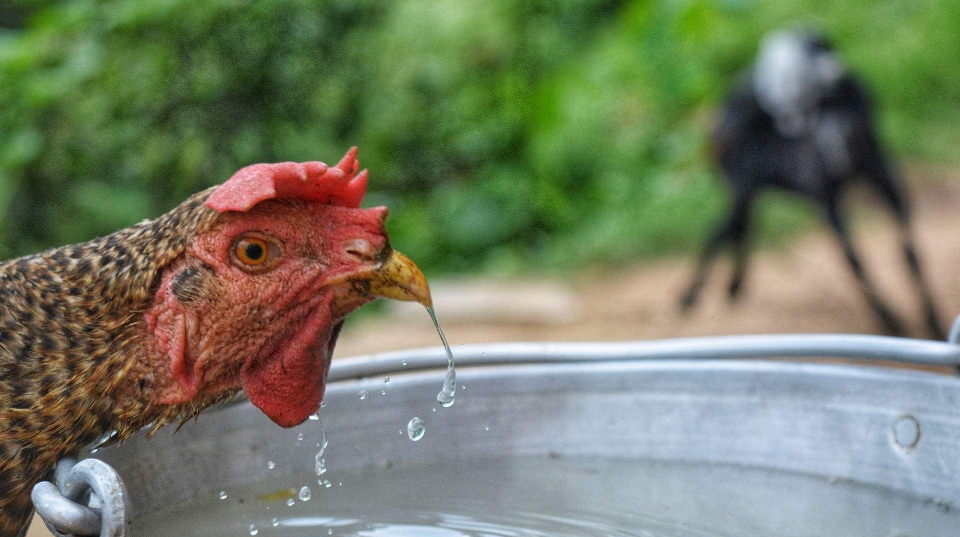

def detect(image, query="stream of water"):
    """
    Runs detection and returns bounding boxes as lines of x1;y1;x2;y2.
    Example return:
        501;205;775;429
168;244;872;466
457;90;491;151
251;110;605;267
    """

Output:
427;306;456;408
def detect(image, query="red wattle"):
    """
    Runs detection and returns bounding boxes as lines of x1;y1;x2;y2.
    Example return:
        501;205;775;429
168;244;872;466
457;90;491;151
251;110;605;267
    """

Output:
240;309;339;428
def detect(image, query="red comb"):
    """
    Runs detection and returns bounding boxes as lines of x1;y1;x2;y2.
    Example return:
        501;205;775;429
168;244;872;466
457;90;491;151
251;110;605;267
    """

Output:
205;147;368;213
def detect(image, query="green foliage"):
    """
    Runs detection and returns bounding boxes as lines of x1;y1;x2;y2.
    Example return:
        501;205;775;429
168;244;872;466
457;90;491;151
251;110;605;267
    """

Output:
1;0;958;271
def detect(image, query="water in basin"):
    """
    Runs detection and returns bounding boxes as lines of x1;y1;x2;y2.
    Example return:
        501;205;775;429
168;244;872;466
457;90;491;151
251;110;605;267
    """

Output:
132;456;957;537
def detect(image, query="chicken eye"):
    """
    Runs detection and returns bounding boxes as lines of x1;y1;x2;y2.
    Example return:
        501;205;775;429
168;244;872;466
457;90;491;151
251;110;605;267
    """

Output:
233;236;279;268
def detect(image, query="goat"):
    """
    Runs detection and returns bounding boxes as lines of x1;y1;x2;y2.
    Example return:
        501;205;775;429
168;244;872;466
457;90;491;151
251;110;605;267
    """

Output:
680;29;944;339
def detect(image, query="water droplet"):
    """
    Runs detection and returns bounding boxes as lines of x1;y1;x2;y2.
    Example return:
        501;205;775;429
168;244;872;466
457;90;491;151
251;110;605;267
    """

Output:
328;530;333;535
407;417;425;441
432;407;437;412
484;426;490;431
296;433;304;441
320;400;327;408
286;498;295;507
380;390;386;396
266;460;276;470
308;413;320;421
218;491;228;500
438;388;455;408
402;360;408;367
384;376;390;384
271;518;280;527
480;351;486;356
249;524;259;535
298;486;312;501
358;390;369;400
325;481;332;488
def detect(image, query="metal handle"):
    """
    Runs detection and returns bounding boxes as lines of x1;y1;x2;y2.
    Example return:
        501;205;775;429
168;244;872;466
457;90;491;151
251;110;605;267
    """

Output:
31;458;130;537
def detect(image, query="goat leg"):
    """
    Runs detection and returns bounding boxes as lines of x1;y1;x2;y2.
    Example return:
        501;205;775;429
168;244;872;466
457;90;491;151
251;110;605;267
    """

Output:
825;202;906;336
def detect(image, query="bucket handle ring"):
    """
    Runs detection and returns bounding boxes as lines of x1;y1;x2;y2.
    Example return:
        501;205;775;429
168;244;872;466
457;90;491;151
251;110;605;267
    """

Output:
31;457;129;537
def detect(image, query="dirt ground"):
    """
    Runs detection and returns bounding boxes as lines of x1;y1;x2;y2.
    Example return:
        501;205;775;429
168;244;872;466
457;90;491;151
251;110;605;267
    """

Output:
25;164;960;536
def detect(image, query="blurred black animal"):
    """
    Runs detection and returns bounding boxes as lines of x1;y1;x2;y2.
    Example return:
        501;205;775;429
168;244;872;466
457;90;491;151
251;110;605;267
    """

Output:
681;29;944;339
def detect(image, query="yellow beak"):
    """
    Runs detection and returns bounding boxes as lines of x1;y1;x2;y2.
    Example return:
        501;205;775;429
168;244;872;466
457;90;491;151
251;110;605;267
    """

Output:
360;250;433;308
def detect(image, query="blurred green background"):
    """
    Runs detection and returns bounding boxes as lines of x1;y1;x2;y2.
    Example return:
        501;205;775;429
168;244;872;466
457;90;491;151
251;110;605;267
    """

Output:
1;0;959;274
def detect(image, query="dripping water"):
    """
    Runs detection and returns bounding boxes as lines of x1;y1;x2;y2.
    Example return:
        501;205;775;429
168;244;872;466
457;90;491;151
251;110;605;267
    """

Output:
427;306;456;408
315;420;328;476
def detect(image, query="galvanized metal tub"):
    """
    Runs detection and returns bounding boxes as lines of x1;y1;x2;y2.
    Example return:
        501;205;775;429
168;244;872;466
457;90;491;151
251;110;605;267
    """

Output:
66;335;960;535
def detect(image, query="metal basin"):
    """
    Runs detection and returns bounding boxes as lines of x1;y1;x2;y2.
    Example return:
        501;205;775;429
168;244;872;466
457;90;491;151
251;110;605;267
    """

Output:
78;335;960;536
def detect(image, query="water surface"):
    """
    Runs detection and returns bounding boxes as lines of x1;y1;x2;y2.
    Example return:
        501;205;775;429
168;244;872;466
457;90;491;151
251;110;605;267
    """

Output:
133;456;957;536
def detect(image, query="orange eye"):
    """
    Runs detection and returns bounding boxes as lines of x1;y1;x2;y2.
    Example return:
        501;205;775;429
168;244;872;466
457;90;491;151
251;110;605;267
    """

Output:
233;236;279;268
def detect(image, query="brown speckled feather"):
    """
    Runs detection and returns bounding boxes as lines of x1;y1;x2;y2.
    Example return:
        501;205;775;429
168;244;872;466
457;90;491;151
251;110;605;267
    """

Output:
0;188;239;536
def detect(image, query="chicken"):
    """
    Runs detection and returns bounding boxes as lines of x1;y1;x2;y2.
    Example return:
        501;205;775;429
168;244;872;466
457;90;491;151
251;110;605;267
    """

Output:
0;148;430;536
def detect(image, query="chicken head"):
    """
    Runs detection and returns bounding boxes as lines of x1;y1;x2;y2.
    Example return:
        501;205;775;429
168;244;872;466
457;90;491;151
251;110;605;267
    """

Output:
143;148;429;427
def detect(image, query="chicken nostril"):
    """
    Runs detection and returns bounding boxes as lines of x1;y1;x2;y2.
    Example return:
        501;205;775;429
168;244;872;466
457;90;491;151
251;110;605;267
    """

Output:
343;238;378;263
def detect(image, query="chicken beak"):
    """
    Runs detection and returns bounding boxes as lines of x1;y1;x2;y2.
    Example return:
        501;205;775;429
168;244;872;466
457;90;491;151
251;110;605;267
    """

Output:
361;250;433;307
